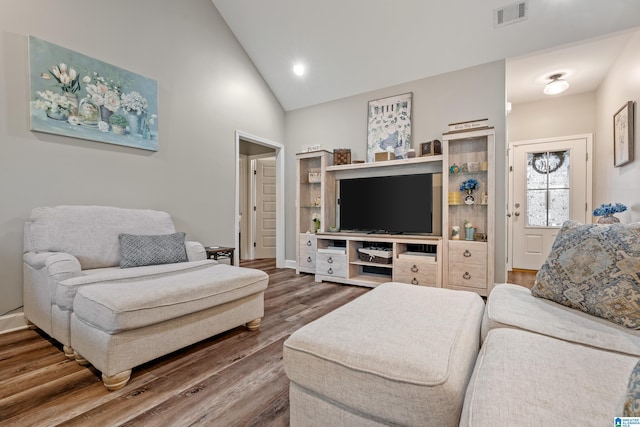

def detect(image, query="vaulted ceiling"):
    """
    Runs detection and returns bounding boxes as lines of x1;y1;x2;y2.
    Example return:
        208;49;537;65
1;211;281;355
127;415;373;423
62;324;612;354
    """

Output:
212;1;640;111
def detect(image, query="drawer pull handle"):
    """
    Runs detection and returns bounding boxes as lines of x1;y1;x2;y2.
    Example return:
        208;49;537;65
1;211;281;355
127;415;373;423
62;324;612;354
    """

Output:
463;272;471;280
328;268;333;275
307;256;312;263
306;240;312;246
411;278;419;285
327;256;333;264
463;250;471;258
411;265;419;273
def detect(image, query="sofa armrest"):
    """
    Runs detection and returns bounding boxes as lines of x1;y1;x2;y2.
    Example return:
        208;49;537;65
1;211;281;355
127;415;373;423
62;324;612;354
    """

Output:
23;251;83;283
185;241;207;262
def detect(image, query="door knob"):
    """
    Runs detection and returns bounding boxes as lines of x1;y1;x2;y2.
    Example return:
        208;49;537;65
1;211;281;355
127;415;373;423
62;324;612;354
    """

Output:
514;212;520;217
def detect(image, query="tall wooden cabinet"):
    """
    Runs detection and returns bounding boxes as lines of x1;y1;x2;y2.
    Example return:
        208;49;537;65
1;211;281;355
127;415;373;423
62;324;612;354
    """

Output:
295;151;335;274
442;128;495;296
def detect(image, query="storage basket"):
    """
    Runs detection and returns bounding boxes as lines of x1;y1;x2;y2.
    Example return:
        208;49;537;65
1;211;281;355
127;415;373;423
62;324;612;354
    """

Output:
333;148;351;165
358;247;393;264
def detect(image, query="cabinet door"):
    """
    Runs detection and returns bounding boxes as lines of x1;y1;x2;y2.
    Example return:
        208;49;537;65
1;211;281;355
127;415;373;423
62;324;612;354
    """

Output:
298;250;316;272
299;234;317;251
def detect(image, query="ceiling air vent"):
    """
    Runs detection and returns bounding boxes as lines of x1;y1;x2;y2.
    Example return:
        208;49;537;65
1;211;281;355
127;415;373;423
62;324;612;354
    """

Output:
494;1;528;28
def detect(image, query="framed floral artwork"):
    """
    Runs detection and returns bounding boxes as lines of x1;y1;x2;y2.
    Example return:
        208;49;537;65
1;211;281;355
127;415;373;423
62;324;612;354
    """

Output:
367;93;412;162
613;101;634;167
29;36;159;151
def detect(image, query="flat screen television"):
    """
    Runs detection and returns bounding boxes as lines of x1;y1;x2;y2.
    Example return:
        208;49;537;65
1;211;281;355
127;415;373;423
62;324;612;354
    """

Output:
338;173;439;234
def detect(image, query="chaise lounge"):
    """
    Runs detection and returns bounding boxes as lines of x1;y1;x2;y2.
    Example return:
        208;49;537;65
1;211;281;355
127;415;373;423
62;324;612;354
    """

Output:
23;205;269;390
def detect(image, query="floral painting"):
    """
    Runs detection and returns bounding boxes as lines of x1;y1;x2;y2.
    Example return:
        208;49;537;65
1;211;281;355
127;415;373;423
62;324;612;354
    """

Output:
29;36;158;151
367;93;412;162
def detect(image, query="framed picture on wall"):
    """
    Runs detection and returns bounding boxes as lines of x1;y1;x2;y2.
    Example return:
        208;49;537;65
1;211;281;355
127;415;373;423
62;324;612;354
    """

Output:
367;93;412;162
613;101;634;167
29;36;159;151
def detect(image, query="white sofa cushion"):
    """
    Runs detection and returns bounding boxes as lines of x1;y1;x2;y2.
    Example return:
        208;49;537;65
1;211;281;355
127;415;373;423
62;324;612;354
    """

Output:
73;264;268;332
460;328;637;426
24;205;177;269
55;260;216;311
483;284;640;356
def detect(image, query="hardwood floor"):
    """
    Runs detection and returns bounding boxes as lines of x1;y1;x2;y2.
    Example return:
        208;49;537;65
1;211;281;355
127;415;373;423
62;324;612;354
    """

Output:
0;259;368;426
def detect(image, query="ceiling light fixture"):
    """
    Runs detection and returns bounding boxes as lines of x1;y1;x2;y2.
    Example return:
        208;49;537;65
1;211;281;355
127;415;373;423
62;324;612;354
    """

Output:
293;63;305;76
543;73;569;95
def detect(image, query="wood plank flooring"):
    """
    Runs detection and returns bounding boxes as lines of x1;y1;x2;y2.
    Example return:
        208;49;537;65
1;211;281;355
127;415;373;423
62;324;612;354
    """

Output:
0;259;368;426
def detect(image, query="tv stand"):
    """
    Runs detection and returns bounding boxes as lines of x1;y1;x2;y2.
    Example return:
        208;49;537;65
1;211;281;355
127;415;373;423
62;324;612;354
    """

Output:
314;233;442;288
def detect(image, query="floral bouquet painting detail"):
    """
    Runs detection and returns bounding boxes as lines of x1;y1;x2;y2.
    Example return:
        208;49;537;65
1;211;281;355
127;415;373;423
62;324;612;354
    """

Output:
593;202;627;224
29;35;159;151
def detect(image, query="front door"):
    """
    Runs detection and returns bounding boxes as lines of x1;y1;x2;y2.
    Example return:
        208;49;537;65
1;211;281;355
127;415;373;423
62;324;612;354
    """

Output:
511;136;590;270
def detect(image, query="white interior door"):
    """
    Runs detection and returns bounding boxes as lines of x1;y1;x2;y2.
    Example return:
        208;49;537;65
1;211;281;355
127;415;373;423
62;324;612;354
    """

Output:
254;157;276;259
511;136;590;270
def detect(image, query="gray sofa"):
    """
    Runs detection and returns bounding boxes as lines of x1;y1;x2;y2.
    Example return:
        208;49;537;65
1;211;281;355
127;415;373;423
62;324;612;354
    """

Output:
23;205;268;390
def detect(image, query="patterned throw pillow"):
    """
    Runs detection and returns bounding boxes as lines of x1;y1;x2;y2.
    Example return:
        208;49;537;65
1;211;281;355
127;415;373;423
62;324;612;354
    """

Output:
531;221;640;329
624;359;640;416
119;232;188;268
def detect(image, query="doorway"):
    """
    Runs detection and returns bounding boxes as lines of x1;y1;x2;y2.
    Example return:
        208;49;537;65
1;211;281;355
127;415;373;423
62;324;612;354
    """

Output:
508;134;592;271
235;132;285;267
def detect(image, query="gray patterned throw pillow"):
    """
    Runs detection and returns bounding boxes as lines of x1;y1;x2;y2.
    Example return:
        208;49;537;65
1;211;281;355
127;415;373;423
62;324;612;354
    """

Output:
531;221;640;329
625;359;640;416
119;232;188;268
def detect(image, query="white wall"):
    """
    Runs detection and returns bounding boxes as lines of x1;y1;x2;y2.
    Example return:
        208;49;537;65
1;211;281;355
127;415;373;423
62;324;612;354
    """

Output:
0;0;285;315
508;92;597;143
595;30;640;224
285;61;508;282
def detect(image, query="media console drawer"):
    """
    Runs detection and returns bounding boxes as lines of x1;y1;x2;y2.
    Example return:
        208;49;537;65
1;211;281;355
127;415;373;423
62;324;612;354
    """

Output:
448;241;486;266
316;253;347;278
393;259;437;286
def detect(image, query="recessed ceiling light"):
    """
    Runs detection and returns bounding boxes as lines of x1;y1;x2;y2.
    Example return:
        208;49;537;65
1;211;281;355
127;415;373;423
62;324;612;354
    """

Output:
543;73;570;95
293;63;305;76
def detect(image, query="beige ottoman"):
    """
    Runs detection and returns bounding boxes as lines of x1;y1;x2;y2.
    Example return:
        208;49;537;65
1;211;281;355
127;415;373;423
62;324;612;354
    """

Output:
283;282;485;427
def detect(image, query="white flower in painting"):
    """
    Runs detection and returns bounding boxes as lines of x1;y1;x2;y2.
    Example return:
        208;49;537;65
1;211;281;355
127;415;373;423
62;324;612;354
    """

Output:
98;121;109;132
82;75;91;84
120;91;149;115
103;91;121;112
33;90;73;113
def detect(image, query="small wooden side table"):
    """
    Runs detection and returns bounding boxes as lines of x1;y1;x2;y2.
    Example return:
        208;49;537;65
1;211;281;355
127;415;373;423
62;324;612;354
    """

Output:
204;246;235;265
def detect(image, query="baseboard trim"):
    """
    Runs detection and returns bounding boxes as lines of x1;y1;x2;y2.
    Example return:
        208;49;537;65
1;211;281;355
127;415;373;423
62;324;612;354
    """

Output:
284;259;297;269
0;312;27;335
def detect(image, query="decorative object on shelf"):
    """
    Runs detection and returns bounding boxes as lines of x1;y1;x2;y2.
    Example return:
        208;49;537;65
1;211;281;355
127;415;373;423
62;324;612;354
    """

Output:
467;162;479;172
449;163;460;174
312;213;321;233
448;191;461;205
481;192;488;205
614;101;635;167
474;232;488;242
311;197;321;207
367;92;412;162
460;179;479;205
480;161;488;171
464;220;475;241
451;225;460;240
29;36;159;152
329;226;339;232
448;119;488;132
333;148;352;165
374;151;395;162
419;139;442;157
593;202;627;224
407;149;416;158
308;172;322;183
